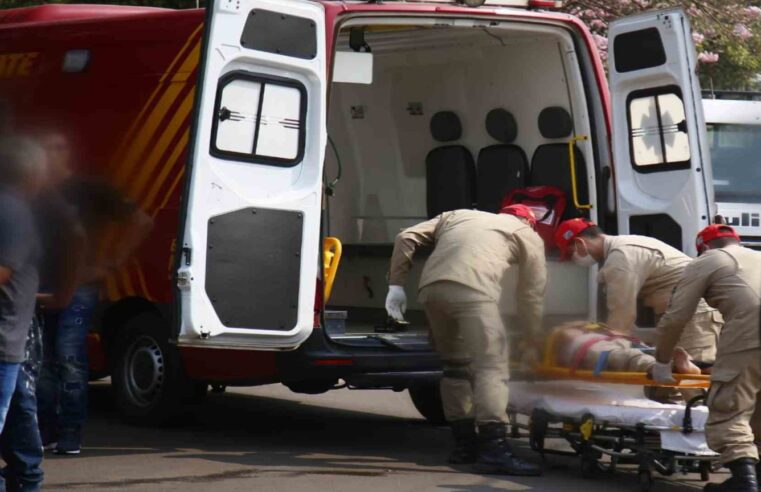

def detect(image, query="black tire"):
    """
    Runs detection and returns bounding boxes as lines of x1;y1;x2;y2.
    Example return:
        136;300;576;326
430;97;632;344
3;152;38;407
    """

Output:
408;383;447;426
111;312;186;425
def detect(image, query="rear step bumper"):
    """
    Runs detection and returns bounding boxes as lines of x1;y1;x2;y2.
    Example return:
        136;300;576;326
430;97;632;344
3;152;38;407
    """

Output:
276;328;442;388
344;371;442;389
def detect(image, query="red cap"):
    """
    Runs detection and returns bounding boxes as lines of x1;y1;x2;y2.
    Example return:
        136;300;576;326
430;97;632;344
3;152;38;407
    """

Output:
500;204;537;227
555;218;597;260
696;224;740;253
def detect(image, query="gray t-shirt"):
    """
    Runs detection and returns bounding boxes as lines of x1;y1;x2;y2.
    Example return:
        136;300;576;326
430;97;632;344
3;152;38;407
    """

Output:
0;190;40;363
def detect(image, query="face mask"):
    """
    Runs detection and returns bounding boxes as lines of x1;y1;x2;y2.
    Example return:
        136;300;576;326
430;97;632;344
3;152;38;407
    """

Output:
572;251;597;267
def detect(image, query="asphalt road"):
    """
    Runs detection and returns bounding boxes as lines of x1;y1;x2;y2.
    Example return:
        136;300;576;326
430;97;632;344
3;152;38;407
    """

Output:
41;382;718;491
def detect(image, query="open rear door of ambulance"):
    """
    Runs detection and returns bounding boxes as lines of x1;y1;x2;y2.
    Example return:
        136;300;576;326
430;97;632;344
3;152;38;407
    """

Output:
609;8;714;257
176;0;326;350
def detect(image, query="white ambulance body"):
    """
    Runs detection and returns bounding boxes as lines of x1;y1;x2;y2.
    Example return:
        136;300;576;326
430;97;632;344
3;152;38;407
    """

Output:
0;0;716;423
181;0;714;346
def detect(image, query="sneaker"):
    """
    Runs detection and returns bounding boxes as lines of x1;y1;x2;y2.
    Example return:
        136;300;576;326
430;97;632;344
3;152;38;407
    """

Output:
40;425;58;452
53;428;81;455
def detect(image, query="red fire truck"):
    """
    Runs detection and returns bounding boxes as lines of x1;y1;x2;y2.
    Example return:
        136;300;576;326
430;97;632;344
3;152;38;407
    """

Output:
0;0;714;424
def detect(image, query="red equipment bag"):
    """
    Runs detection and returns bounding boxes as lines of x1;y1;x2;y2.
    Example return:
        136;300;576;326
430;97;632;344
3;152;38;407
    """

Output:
502;186;566;251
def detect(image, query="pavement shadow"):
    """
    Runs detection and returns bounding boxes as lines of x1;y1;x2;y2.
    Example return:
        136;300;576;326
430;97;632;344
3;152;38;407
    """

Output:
78;383;452;467
72;383;710;491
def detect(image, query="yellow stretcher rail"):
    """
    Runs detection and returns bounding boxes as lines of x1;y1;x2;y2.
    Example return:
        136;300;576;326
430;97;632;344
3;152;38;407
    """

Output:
568;135;592;210
323;237;342;303
534;365;710;389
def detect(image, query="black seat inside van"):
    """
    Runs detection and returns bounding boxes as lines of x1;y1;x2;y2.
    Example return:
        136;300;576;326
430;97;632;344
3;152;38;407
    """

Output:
476;108;528;213
530;106;588;219
426;111;475;218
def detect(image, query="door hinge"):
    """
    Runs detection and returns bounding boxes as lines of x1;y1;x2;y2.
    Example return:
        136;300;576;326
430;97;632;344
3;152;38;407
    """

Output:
177;270;191;290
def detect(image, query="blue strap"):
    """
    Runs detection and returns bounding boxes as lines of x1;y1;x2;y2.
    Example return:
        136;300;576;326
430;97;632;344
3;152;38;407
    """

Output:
593;351;611;376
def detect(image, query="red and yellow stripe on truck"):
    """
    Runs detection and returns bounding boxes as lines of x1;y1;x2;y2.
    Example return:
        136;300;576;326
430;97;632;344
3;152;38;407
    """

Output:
0;5;206;304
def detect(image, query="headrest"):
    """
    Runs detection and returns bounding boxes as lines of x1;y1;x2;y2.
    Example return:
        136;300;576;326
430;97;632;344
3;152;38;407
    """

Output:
485;108;518;143
538;107;573;139
430;111;462;142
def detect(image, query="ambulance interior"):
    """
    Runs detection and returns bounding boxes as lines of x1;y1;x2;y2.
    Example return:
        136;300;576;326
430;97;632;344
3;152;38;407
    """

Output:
323;21;600;347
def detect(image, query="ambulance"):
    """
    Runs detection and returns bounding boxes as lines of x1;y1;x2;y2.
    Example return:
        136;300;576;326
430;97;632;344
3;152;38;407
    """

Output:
703;93;761;248
0;0;714;424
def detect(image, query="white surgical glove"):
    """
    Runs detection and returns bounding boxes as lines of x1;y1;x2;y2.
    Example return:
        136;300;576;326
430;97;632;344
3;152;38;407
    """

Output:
652;361;676;384
385;285;407;321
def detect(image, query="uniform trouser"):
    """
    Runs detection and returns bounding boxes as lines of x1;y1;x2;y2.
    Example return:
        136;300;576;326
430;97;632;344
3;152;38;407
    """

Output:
420;282;509;424
577;339;654;373
705;348;761;464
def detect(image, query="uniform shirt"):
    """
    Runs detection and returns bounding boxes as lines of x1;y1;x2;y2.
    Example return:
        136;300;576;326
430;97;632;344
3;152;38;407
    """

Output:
0;190;41;363
657;244;761;358
599;235;714;333
388;209;547;338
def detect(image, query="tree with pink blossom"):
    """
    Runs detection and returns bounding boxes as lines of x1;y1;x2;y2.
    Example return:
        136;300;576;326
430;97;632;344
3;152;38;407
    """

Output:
563;1;761;90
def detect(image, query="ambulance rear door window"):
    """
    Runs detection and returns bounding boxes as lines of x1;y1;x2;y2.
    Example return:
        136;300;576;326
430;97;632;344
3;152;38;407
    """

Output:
614;27;667;73
211;71;307;167
627;86;691;173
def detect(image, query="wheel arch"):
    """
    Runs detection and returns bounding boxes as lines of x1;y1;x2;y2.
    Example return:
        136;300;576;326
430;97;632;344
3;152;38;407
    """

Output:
97;297;171;365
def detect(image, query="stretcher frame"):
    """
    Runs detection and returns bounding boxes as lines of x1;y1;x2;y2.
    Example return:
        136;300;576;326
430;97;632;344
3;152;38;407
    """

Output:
507;393;720;491
534;365;710;388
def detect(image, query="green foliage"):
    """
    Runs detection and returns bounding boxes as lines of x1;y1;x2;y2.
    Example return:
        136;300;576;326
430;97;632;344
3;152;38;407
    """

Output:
563;1;761;91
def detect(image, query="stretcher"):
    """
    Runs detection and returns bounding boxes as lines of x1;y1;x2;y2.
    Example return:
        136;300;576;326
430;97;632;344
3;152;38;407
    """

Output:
507;381;718;491
534;323;711;389
507;324;719;491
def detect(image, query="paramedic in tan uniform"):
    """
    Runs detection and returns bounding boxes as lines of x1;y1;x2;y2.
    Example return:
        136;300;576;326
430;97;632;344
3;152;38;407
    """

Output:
653;224;761;492
554;218;721;364
385;205;545;476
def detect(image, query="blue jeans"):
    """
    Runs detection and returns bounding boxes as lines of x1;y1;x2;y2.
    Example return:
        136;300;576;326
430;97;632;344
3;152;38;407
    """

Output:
1;317;43;492
0;363;20;435
37;286;98;434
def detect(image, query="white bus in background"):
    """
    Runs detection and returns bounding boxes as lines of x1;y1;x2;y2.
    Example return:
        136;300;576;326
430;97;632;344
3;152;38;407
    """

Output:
704;92;761;248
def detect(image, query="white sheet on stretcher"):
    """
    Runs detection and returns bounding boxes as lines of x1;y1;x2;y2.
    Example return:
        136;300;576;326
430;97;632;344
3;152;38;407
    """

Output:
509;381;717;456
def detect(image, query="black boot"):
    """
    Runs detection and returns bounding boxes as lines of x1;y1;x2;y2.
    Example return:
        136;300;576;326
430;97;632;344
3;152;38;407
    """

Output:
473;422;541;476
704;458;758;492
448;420;478;464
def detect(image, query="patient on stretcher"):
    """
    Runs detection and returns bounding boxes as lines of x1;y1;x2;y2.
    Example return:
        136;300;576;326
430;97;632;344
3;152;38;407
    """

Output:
552;322;701;376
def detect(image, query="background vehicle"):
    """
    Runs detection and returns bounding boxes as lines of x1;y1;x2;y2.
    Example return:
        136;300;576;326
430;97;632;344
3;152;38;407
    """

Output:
0;0;713;425
702;91;761;249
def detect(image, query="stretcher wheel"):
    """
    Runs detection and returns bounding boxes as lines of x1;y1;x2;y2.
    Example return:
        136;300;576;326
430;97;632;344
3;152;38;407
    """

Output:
699;461;711;482
638;468;653;492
